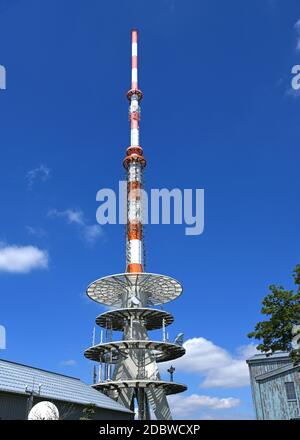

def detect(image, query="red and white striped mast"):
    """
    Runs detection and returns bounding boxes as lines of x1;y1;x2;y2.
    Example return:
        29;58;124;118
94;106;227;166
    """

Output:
123;29;146;273
85;30;187;420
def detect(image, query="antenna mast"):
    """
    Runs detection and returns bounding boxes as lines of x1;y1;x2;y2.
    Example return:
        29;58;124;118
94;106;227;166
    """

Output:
123;29;146;273
84;30;187;421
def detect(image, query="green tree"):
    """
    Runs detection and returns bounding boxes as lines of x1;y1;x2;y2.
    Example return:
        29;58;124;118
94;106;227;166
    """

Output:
80;403;96;420
248;265;300;364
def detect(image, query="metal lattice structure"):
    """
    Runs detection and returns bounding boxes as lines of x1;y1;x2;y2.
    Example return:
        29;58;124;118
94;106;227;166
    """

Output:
87;273;183;307
84;30;187;420
95;308;174;331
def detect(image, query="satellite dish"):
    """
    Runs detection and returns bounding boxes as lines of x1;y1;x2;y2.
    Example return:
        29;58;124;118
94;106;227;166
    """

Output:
173;333;184;346
28;401;59;420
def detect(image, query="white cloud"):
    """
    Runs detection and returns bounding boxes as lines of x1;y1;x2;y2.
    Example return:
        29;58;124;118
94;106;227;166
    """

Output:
0;244;48;273
60;359;77;366
48;208;103;245
201;360;249;388
295;19;300;51
83;224;103;244
26;226;47;238
285;85;300;98
236;343;259;359
168;394;240;418
285;20;300;98
26;164;51;188
48;209;85;225
164;337;257;388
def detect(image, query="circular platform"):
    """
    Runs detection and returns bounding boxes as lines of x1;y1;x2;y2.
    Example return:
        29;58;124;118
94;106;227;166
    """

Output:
93;379;187;396
96;308;174;331
86;272;183;307
84;340;185;363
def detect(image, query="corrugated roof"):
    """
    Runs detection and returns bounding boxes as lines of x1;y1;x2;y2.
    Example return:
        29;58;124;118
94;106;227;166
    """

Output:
0;358;131;414
255;363;300;381
246;351;290;363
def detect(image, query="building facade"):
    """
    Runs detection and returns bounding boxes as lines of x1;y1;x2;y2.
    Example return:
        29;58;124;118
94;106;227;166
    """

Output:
247;352;300;420
0;358;133;420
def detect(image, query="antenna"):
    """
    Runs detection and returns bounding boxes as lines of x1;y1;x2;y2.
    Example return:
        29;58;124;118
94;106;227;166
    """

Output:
124;29;146;273
174;333;184;346
83;29;187;421
92;326;96;346
167;366;175;382
131;29;138;90
93;365;97;384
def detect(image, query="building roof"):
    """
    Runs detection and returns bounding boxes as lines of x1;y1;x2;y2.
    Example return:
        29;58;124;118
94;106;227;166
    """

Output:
255;363;300;382
246;351;291;364
0;358;131;414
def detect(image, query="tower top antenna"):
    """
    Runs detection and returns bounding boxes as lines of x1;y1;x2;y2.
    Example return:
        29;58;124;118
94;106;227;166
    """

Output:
131;29;138;90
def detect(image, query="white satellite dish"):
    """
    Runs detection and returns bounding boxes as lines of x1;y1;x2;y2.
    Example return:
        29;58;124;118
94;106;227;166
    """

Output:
28;401;59;420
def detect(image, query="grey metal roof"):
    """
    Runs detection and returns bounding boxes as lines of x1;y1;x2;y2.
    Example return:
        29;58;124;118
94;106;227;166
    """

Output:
255;363;300;381
246;351;290;363
0;358;131;414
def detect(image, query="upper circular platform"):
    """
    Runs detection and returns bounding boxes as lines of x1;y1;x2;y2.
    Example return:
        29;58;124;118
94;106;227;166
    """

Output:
86;272;183;307
96;307;174;331
93;379;187;396
84;340;185;364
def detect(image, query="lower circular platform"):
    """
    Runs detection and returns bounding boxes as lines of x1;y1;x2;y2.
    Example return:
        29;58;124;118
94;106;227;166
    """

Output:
93;379;187;396
84;340;185;363
86;272;183;307
96;308;174;331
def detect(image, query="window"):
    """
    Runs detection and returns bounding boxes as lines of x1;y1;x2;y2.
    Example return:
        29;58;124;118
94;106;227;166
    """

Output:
285;382;297;400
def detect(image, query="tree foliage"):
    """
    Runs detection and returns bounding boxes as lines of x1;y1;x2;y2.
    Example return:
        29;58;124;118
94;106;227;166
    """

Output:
248;265;300;364
79;403;96;420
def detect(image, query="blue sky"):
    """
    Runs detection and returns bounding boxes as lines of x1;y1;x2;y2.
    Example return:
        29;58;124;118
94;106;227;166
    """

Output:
0;0;300;419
